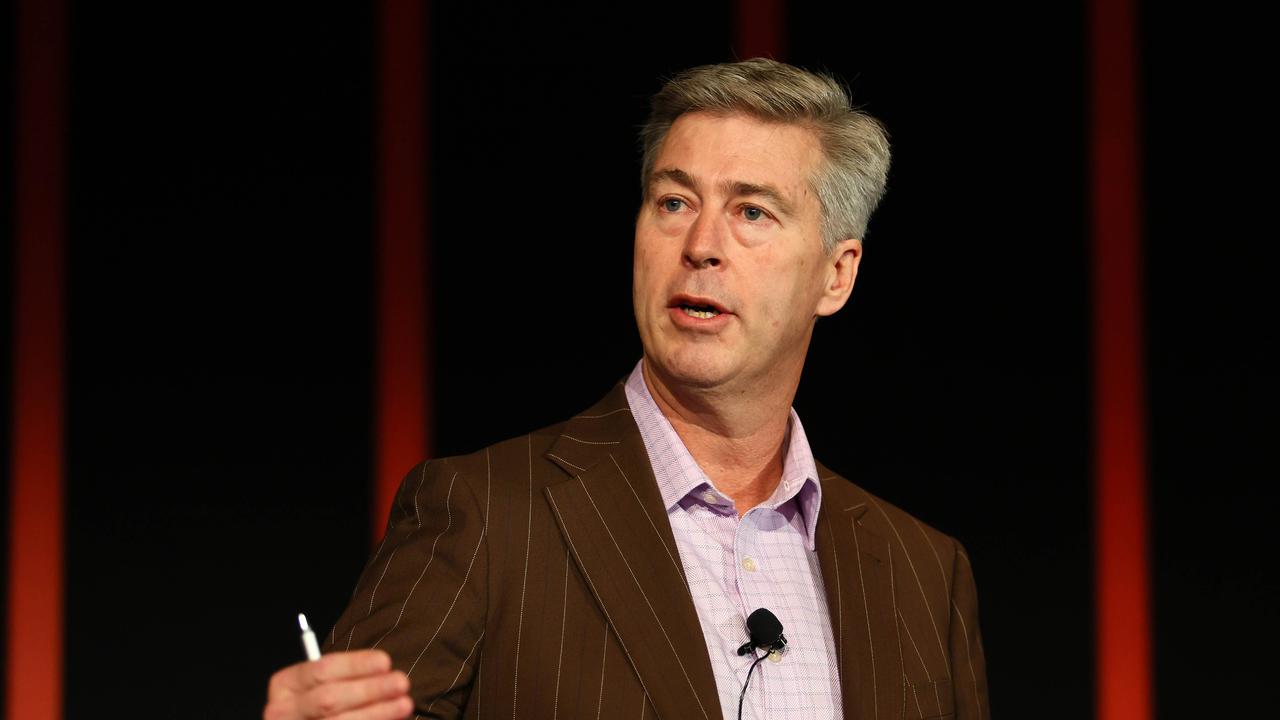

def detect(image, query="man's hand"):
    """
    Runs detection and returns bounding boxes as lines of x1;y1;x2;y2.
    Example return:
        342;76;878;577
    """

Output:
264;649;413;720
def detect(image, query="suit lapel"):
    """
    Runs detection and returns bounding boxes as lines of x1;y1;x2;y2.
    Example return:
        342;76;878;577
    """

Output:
543;385;721;720
816;469;905;720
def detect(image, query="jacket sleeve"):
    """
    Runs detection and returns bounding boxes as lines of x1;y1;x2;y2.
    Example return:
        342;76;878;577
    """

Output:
323;459;488;719
949;540;990;720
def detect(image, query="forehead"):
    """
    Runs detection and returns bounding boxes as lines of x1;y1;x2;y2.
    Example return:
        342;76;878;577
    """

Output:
652;112;824;194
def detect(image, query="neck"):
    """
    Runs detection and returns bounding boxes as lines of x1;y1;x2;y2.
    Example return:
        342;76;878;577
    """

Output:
641;359;801;514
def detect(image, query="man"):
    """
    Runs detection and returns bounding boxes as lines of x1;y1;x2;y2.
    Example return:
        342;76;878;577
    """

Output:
264;58;989;720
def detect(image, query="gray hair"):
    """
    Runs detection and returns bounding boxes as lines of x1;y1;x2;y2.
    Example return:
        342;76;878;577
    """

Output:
640;58;891;251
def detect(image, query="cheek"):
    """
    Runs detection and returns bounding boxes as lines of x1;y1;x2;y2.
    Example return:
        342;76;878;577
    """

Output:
634;230;678;286
632;253;664;311
764;262;819;331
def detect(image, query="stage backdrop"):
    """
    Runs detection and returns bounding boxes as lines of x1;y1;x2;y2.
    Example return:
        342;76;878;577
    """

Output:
2;0;1275;717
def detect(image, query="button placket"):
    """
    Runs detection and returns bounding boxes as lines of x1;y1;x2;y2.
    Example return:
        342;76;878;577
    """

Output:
735;510;766;616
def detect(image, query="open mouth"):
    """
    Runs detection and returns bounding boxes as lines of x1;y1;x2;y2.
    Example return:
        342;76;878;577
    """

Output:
678;303;722;319
668;294;730;322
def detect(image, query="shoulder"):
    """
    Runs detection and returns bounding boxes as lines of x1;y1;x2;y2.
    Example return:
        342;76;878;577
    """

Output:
401;419;572;500
818;463;965;574
417;380;633;486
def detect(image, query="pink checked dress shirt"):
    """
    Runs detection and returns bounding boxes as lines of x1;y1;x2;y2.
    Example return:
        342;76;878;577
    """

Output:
625;361;841;719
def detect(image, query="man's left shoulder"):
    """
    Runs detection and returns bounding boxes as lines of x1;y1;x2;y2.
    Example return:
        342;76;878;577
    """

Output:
816;462;967;567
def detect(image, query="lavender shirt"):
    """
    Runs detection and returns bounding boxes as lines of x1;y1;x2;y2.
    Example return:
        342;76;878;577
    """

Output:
625;362;841;719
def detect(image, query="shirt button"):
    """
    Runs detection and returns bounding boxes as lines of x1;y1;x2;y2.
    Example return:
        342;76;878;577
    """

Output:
701;490;718;504
741;556;758;573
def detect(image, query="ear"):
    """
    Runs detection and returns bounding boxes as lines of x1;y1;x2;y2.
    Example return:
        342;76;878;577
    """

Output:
815;237;862;317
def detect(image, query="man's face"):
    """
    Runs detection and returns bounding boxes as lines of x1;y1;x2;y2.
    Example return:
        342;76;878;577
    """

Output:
633;111;859;394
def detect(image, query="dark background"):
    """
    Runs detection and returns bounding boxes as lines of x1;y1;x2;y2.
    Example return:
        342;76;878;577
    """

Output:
3;1;1275;717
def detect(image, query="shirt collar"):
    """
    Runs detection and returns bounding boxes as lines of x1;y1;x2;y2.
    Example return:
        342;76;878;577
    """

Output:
624;360;823;550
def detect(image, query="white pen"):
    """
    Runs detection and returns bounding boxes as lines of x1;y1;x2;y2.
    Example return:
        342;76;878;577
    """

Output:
298;613;322;661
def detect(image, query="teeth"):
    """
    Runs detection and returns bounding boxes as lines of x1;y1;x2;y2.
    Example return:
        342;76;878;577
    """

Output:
681;307;719;319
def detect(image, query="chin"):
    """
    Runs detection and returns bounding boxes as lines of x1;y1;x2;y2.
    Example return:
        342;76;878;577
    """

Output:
651;346;736;390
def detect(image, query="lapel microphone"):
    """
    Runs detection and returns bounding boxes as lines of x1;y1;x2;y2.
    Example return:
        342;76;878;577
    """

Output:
736;608;787;720
736;607;787;656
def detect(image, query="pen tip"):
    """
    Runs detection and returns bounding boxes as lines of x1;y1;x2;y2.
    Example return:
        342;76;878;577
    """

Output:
298;613;311;632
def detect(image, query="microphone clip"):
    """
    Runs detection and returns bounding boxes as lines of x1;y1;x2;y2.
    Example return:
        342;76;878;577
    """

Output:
736;633;787;656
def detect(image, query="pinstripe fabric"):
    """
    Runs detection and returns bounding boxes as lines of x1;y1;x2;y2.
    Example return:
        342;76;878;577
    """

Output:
325;380;990;719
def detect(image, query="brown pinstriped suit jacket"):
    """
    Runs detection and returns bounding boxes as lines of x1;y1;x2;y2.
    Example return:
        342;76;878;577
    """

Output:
325;383;990;719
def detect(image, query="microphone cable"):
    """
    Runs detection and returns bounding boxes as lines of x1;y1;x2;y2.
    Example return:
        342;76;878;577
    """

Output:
736;608;787;720
737;650;770;720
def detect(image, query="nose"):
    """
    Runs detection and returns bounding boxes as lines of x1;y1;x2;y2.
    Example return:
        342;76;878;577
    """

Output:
682;211;724;269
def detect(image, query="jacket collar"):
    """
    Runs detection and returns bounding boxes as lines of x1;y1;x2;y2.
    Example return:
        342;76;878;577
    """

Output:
542;386;905;720
815;463;905;720
543;382;722;719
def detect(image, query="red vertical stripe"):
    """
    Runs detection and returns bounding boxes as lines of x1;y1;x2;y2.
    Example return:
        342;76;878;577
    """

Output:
1090;0;1151;718
733;0;786;60
374;0;430;540
8;0;67;718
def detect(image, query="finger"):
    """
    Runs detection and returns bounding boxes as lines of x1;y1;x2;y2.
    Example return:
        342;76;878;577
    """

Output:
268;664;310;702
268;651;394;701
297;672;410;718
329;696;414;720
263;694;299;720
301;650;395;690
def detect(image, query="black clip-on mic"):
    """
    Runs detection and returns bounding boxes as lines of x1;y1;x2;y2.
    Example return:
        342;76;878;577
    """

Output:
736;608;787;720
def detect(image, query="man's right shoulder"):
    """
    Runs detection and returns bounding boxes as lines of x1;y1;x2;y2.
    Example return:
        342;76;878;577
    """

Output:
402;418;572;490
401;380;637;496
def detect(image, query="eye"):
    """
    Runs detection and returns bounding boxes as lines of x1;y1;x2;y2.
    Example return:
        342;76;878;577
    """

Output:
661;197;686;213
742;205;766;222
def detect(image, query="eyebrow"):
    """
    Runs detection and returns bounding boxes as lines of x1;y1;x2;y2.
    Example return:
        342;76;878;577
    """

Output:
724;180;796;218
649;167;797;219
